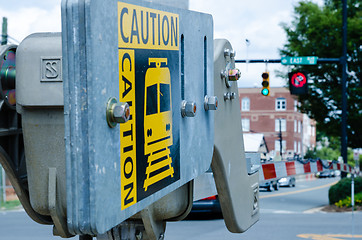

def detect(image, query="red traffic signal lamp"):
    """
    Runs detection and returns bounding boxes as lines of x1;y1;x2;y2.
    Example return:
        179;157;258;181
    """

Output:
261;72;270;96
289;71;308;95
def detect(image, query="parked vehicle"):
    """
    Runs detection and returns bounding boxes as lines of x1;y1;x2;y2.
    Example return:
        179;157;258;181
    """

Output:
316;170;336;178
259;180;280;191
278;177;296;187
191;195;222;213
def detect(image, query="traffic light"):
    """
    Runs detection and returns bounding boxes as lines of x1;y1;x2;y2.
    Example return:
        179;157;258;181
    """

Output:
289;71;308;95
261;72;270;96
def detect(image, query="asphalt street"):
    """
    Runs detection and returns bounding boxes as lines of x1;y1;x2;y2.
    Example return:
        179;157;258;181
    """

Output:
0;177;361;240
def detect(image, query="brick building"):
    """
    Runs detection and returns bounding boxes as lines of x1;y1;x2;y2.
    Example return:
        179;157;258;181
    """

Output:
239;87;316;160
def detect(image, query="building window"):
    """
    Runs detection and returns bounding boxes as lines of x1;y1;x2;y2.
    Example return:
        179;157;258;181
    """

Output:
298;121;301;133
275;140;286;152
241;97;250;111
276;98;286;111
294;120;297;132
294;141;297;152
294;100;298;112
298;142;301;154
241;118;250;132
275;119;286;132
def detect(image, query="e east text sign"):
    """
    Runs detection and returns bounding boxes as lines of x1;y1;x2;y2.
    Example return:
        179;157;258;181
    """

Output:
281;56;318;65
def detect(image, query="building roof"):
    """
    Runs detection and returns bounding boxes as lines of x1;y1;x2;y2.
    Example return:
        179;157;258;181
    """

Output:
243;133;266;152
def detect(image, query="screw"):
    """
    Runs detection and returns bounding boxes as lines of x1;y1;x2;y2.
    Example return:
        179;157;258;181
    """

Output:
106;97;130;128
135;230;143;240
113;103;130;123
181;100;197;117
228;69;241;81
230;92;236;100
220;69;227;80
224;49;230;58
230;50;236;58
204;96;218;111
224;92;231;101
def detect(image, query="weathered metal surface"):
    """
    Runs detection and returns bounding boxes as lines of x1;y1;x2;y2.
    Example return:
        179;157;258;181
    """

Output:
212;39;259;233
62;0;214;235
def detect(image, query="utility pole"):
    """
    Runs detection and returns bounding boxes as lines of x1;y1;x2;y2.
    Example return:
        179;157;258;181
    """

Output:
341;0;348;178
0;17;8;205
1;17;7;45
278;119;283;159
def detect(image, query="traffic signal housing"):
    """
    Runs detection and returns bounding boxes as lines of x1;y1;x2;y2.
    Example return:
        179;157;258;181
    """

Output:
261;72;270;96
289;71;308;95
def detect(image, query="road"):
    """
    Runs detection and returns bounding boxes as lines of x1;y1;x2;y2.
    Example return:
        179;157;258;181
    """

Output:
258;177;338;213
165;177;362;240
0;177;361;240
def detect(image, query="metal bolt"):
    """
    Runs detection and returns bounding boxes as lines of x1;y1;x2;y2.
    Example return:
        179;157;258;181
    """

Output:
106;97;130;128
230;92;236;100
228;69;241;81
135;230;143;240
230;50;236;58
220;69;227;80
224;49;230;58
204;96;218;111
113;103;130;123
224;92;231;101
181;100;197;117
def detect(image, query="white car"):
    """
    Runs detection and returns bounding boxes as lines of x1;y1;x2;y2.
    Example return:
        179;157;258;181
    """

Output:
278;177;296;187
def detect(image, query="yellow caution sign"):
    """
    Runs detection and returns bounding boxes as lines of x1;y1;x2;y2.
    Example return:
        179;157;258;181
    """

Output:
118;2;180;209
143;58;174;191
119;49;137;210
118;2;179;50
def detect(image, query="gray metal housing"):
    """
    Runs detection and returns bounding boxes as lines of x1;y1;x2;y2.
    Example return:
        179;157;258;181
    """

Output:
212;39;259;233
62;0;214;235
16;33;71;237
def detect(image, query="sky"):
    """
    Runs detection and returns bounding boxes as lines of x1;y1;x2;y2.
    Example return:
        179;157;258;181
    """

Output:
0;0;324;88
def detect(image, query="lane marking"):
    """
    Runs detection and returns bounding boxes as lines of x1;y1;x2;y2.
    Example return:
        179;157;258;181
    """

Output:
260;181;338;199
298;234;362;239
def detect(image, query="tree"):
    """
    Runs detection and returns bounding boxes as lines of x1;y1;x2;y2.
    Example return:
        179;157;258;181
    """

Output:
280;0;361;148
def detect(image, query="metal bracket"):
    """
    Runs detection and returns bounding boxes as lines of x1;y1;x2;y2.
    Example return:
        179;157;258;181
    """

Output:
140;207;166;240
48;168;73;238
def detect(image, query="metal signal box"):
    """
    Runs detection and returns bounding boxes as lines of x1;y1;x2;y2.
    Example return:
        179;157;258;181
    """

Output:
212;39;259;233
62;0;214;235
16;33;71;237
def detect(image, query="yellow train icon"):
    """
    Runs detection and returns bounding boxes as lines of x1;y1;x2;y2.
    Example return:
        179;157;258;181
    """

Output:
143;58;174;191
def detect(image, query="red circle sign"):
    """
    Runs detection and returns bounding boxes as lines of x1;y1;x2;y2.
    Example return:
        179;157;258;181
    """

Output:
291;72;307;88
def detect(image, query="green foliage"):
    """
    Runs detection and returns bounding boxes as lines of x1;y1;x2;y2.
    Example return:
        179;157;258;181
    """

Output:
0;200;21;210
316;147;340;161
304;148;317;159
335;192;362;208
280;0;362;148
329;177;362;204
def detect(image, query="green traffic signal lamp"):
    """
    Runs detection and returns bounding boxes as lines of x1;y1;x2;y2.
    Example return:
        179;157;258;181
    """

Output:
261;88;269;96
261;72;270;96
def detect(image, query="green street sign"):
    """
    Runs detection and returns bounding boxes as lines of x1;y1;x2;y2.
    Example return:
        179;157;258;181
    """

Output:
281;56;318;65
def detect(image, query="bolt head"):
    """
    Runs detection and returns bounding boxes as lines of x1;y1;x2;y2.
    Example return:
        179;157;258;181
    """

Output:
224;92;231;101
181;100;197;117
220;70;227;80
112;102;130;123
204;96;218;111
230;92;236;100
230;50;236;58
228;69;241;81
224;49;231;57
